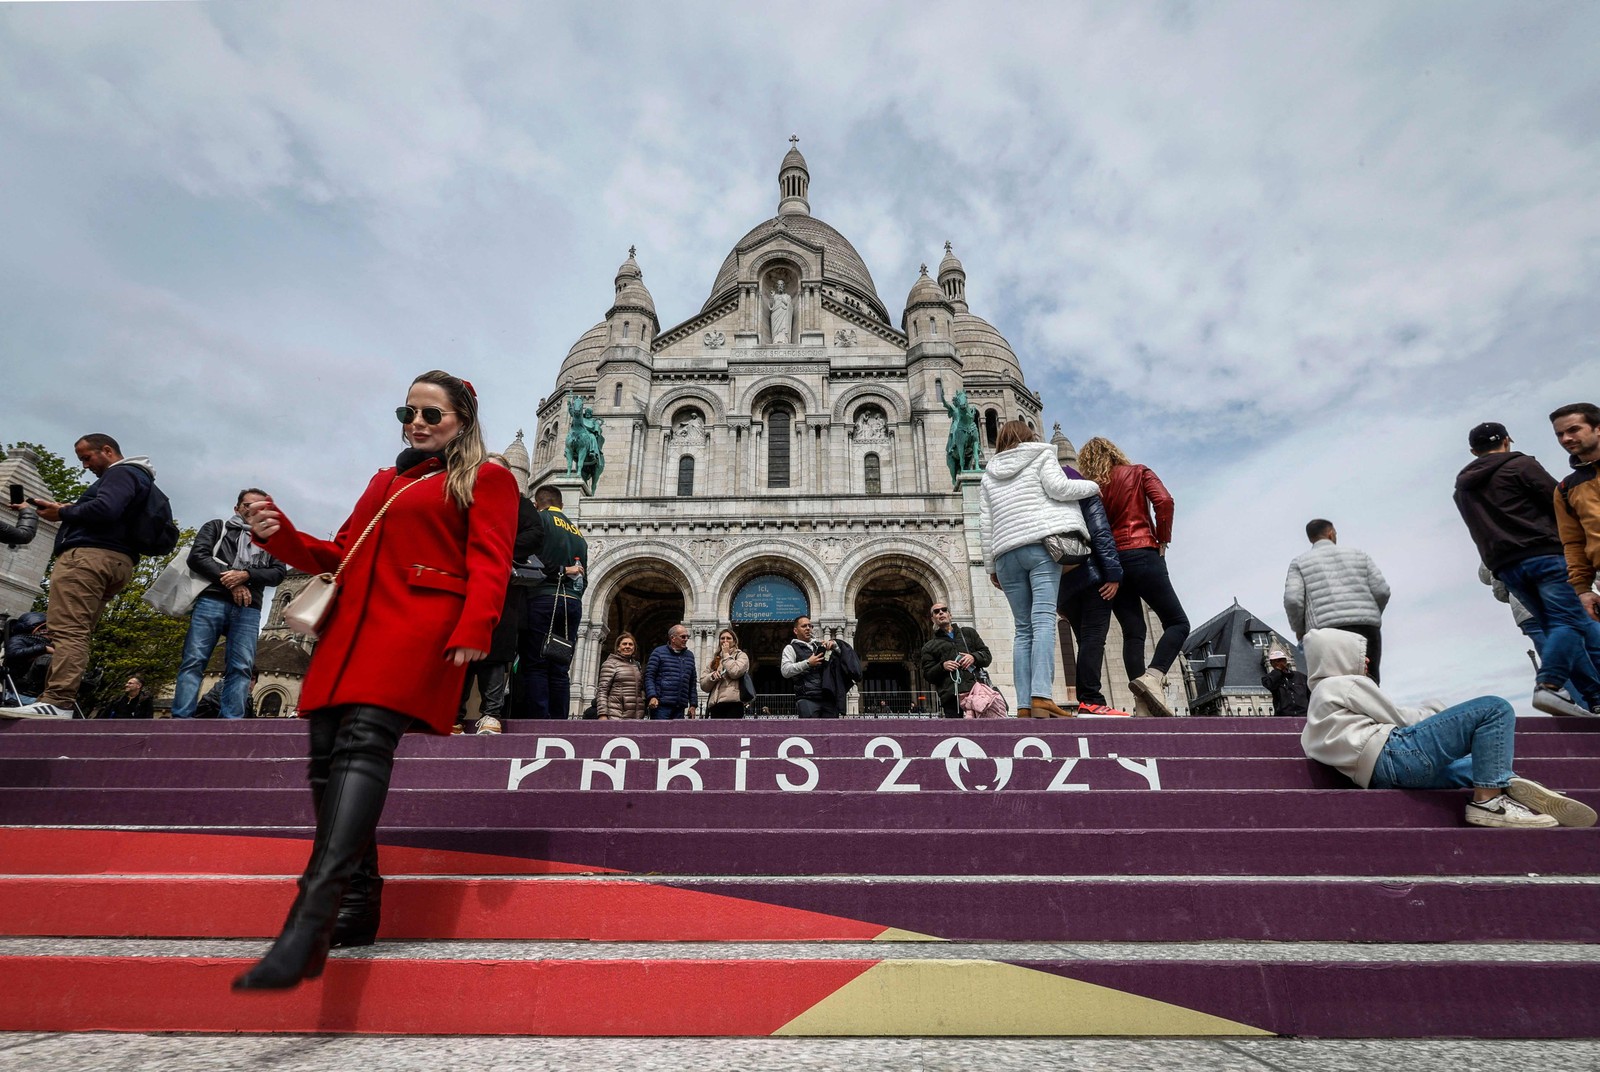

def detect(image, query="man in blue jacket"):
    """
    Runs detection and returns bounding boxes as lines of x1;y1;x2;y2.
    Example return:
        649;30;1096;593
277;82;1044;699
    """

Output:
645;624;698;720
2;434;151;720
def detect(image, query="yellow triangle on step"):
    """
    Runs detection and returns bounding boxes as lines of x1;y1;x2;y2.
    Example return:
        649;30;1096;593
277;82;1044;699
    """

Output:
773;960;1273;1037
871;927;947;942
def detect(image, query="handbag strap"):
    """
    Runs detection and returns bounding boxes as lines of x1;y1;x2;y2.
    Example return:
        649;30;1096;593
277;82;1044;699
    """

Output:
544;575;567;646
333;471;440;583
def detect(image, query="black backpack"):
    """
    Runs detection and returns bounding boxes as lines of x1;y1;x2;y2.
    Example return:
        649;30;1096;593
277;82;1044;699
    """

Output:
130;479;180;557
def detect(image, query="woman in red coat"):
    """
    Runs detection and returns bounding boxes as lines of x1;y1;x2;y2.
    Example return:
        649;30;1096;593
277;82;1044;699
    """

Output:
232;370;518;990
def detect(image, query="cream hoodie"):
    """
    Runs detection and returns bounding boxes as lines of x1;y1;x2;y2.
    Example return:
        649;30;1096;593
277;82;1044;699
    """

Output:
978;441;1100;571
1300;628;1445;787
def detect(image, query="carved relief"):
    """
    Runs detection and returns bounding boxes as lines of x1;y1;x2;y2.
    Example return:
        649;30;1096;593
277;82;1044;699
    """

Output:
833;328;858;348
853;407;889;443
673;413;707;441
704;330;726;349
691;538;725;569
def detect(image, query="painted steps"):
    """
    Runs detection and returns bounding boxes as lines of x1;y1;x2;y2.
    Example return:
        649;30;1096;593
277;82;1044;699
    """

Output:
2;716;1598;1037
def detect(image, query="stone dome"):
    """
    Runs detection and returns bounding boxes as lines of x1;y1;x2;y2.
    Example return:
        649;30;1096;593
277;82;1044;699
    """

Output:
556;320;608;384
702;214;888;323
904;264;945;310
609;248;658;325
952;311;1023;380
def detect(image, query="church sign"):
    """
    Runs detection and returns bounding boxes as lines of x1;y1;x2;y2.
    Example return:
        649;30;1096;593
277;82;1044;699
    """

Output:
731;575;809;622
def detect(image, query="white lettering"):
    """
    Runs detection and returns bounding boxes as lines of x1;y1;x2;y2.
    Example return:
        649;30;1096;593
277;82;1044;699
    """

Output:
866;735;920;792
777;736;819;792
581;737;641;791
507;737;574;790
1116;756;1162;790
736;737;751;793
657;737;711;791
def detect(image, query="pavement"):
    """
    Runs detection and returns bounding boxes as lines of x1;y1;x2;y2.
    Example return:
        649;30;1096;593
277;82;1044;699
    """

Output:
3;1034;1599;1071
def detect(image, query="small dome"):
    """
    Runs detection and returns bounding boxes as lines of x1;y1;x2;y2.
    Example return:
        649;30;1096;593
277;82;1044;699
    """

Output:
609;246;659;327
615;246;642;283
557;321;609;381
782;144;808;172
952;311;1023;381
500;431;532;497
904;264;945;310
938;240;963;278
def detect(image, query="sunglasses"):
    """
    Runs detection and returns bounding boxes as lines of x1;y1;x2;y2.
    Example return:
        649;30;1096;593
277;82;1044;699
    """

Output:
931;607;951;615
396;406;458;426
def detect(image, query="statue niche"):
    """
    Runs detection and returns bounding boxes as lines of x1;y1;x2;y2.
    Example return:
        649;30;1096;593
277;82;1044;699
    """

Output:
762;269;796;345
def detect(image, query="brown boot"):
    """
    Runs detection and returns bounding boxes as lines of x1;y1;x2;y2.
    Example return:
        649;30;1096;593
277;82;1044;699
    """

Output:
1031;697;1076;718
1015;706;1033;718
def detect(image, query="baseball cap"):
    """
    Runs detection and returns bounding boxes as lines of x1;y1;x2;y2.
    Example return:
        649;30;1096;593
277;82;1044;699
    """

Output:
1468;421;1510;452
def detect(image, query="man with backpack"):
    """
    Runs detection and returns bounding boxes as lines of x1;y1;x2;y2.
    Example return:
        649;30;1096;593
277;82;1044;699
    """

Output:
1;434;174;720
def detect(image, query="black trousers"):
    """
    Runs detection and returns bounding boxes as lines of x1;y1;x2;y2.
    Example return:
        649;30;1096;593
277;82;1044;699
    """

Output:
1060;586;1114;706
1333;623;1383;685
1111;548;1191;678
706;701;745;719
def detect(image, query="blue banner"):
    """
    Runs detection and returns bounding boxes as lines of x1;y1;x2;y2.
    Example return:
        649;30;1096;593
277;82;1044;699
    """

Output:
730;575;809;622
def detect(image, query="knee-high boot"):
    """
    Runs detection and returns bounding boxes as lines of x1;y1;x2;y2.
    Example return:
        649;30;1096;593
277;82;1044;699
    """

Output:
233;706;410;990
305;715;386;949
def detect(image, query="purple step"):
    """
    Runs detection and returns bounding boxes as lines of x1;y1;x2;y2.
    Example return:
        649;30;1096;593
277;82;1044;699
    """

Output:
10;785;1592;831
669;876;1600;943
5;755;1599;792
180;824;1600;877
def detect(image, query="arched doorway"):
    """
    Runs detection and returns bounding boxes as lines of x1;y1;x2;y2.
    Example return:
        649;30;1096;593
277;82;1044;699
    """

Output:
850;557;937;716
729;572;811;717
603;563;688;662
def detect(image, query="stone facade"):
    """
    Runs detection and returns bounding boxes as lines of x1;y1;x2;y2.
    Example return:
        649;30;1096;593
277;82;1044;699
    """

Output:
0;445;58;618
522;143;1180;716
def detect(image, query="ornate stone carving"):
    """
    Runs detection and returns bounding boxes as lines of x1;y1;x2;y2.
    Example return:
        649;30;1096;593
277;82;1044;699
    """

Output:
833;328;857;347
691;538;725;569
673;413;707;441
768;279;793;344
704;330;726;348
853;408;888;443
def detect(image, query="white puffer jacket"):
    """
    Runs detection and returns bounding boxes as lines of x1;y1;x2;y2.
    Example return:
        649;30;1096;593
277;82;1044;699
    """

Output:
1284;540;1391;637
979;442;1100;571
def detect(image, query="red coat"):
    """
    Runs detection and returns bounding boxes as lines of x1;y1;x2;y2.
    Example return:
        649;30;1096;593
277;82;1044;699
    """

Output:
1098;463;1175;551
262;457;518;735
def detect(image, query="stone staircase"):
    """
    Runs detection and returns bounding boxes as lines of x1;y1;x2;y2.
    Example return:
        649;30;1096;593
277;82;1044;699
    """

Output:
1;715;1596;1037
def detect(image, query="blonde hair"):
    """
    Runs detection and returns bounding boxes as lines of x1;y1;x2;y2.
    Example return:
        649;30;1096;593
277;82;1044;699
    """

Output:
411;370;487;511
712;627;740;671
1077;437;1131;485
993;420;1037;454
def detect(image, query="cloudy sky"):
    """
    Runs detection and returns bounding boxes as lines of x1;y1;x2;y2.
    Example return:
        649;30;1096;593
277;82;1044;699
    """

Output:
3;1;1597;708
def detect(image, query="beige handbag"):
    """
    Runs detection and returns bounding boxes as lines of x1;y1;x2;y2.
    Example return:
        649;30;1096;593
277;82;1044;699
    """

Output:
282;472;439;639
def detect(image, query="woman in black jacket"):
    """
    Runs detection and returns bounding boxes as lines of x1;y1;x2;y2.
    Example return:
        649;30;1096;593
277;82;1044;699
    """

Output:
1056;465;1125;715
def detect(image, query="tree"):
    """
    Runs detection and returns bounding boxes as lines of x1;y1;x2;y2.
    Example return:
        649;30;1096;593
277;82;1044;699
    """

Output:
4;440;89;502
77;527;198;715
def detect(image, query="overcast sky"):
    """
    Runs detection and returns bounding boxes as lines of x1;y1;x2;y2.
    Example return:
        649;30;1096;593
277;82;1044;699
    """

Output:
3;1;1597;709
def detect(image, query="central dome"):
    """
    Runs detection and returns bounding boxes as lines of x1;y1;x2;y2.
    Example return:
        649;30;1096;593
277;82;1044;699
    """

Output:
701;214;889;323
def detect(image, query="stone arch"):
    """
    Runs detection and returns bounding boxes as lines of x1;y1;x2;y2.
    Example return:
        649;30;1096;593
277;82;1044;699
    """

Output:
746;247;820;286
587;543;700;615
841;545;961;616
844;550;953;713
830;384;905;424
710;545;829;621
588;548;697;662
714;548;830;713
255;686;290;718
647;385;726;427
739;376;821;417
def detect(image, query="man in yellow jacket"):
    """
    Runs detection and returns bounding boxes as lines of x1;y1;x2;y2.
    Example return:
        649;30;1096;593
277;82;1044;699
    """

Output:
1551;403;1600;619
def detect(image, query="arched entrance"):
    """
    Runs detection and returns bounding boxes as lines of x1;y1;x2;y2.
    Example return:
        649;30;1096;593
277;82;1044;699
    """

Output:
850;557;937;716
729;572;811;716
603;562;688;660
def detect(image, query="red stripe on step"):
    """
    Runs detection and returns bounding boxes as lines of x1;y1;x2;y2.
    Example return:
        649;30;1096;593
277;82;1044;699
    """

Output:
2;876;889;942
0;956;878;1035
0;828;618;876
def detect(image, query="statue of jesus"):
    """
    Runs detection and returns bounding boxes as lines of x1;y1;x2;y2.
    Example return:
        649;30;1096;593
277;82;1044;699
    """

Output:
768;279;793;344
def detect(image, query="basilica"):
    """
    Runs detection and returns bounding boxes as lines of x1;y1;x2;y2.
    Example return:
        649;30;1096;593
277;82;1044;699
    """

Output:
517;141;1175;714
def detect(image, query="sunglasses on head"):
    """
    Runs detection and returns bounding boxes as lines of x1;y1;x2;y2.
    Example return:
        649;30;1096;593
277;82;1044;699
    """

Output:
396;406;457;426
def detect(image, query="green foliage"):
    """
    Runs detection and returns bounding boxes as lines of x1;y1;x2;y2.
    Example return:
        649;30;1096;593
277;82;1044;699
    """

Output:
78;527;199;714
5;440;89;503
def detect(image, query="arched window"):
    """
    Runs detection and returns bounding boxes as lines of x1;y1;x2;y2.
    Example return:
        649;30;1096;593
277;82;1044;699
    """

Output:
677;455;695;497
985;409;999;446
929;316;937;337
259;692;283;718
613;383;622;406
767;404;792;489
864;453;881;496
622;321;630;339
935;378;945;402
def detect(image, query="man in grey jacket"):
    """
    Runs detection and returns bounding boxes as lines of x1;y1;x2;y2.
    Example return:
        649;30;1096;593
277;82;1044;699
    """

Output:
1284;519;1391;683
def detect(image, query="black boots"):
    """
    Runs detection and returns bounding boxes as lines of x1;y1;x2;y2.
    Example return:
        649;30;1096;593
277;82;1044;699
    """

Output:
233;706;409;991
332;843;383;949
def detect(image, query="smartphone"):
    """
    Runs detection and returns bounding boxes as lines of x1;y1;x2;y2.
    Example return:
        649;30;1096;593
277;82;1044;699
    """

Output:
7;484;22;506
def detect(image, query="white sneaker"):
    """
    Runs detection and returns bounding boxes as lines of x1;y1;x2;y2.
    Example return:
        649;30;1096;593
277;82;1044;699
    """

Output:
1129;670;1174;718
0;702;72;720
1465;794;1559;829
1532;688;1589;718
475;716;503;735
1506;776;1598;828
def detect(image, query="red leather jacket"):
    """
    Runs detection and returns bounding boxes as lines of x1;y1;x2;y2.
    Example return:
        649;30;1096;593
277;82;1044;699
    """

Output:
1097;464;1174;551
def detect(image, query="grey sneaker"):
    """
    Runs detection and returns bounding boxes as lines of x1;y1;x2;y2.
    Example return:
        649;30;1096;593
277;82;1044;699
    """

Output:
1129;670;1174;718
1465;794;1559;829
1507;776;1598;828
0;702;72;720
475;716;503;735
1532;688;1588;718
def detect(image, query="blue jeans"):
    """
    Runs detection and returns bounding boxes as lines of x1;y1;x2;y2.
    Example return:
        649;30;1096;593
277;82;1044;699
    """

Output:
651;704;689;720
171;595;260;719
1369;695;1515;790
996;543;1062;702
1497;555;1600;707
